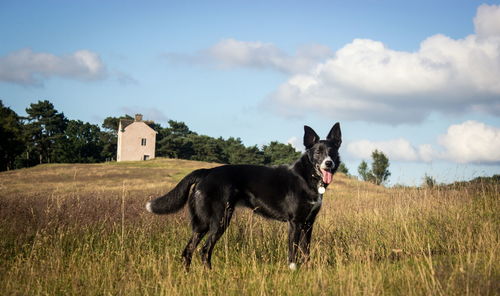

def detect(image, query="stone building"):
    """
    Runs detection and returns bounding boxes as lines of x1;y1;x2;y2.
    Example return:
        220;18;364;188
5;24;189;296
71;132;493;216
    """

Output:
117;114;157;161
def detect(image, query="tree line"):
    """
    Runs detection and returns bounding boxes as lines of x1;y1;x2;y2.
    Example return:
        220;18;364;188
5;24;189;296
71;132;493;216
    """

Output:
0;100;301;171
1;99;395;187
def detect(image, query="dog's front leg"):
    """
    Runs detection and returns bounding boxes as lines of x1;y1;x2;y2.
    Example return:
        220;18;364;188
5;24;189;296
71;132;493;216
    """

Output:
299;222;314;263
287;221;301;270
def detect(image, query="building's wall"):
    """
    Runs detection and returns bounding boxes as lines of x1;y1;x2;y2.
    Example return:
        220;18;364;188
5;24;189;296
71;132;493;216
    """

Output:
117;122;156;161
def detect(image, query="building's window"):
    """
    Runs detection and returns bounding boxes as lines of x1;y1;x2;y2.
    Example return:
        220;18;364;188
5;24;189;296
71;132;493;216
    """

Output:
141;138;147;146
143;155;150;161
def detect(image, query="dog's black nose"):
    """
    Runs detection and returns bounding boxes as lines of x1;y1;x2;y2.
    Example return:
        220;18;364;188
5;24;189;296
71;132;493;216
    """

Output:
325;160;333;168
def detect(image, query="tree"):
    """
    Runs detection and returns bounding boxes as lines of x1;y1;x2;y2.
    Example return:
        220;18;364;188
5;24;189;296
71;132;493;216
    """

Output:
186;134;226;163
358;160;374;183
0;101;25;170
262;141;301;165
423;174;436;188
57;120;104;163
357;150;391;185
219;137;248;164
167;120;192;136
218;137;267;165
157;120;197;159
337;162;349;175
371;149;391;185
24;100;68;164
239;145;265;165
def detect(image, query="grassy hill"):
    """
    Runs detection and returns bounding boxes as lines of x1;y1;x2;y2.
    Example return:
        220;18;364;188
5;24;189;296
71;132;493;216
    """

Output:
1;158;498;295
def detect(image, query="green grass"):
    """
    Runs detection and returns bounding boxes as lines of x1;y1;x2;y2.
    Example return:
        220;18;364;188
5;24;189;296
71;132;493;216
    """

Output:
1;158;498;295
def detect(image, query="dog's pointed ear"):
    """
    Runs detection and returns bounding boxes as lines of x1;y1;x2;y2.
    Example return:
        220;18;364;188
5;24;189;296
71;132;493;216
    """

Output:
327;122;342;147
304;125;320;149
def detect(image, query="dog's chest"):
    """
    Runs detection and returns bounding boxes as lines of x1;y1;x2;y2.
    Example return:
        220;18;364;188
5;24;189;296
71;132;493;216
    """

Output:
305;194;322;220
309;194;322;211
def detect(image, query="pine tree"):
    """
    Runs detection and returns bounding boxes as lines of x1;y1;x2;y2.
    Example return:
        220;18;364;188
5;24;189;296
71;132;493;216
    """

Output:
0;101;25;170
338;162;349;175
262;141;301;165
57;120;104;163
24;100;68;164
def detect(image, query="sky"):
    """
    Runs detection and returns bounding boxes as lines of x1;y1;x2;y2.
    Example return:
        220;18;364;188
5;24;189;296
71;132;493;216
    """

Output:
1;0;500;185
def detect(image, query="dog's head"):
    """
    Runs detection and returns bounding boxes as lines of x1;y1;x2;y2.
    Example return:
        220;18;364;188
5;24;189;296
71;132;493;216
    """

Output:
303;123;342;186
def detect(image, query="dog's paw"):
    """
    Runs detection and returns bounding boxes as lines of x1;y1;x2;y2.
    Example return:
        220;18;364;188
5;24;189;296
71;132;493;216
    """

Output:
145;201;153;213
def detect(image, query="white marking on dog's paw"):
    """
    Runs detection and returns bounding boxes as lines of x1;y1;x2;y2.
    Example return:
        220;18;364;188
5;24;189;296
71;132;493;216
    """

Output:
145;201;153;213
289;263;297;270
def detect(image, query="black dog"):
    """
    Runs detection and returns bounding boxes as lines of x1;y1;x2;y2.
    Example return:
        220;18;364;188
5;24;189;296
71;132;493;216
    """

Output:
146;123;341;270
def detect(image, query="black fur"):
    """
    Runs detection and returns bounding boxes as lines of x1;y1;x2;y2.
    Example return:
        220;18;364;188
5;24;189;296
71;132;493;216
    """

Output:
146;123;342;270
146;169;210;214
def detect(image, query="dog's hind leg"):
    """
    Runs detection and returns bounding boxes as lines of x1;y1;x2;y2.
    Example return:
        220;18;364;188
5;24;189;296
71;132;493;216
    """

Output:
183;189;209;271
182;230;207;271
200;203;234;269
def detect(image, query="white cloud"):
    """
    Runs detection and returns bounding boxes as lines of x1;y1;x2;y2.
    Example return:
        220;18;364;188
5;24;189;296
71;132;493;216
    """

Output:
346;138;433;162
166;38;333;74
438;120;500;163
287;136;304;152
474;4;500;38
0;48;107;86
417;144;435;163
207;39;286;70
164;4;500;124
347;121;500;164
263;4;500;124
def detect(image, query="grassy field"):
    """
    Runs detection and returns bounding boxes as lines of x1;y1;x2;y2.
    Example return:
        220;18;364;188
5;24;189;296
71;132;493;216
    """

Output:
0;158;498;295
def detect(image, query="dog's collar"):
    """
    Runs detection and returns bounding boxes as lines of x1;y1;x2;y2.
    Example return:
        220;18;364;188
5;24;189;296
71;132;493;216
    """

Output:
311;173;327;194
304;154;327;195
318;179;327;194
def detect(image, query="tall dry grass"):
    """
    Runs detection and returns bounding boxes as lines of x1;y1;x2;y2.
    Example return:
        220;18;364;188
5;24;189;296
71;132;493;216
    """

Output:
0;159;498;295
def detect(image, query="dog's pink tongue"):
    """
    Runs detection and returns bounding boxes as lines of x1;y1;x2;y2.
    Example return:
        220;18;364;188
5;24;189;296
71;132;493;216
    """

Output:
321;168;333;185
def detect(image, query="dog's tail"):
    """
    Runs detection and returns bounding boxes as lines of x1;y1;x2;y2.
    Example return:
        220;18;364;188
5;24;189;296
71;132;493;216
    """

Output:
146;169;210;215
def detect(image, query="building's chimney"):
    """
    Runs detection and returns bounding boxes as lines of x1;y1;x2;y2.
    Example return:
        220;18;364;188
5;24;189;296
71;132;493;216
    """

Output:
135;114;143;122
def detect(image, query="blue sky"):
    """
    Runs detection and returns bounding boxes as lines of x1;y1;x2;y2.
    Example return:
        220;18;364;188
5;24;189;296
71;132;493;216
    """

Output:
1;0;500;185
